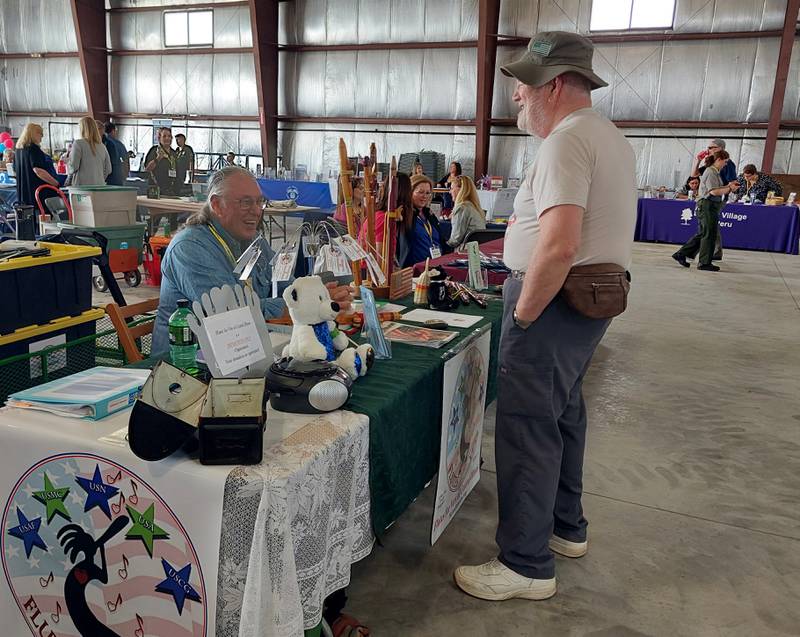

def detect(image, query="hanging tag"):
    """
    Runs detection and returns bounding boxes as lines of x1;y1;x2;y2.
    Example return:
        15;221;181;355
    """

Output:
466;241;486;290
273;244;298;282
334;236;365;262
430;246;442;259
239;248;262;281
364;252;387;285
330;245;352;276
168;169;177;178
302;235;320;258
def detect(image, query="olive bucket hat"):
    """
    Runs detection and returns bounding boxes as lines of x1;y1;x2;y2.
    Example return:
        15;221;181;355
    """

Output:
500;31;608;90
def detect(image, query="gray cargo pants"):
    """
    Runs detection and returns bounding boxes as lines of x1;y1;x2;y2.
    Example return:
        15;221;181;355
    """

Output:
495;277;611;579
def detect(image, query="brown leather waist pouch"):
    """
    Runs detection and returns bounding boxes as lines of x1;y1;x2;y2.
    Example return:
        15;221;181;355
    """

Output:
561;263;630;319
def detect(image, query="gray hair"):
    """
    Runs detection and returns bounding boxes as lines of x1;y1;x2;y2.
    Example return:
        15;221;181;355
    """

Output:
185;165;257;226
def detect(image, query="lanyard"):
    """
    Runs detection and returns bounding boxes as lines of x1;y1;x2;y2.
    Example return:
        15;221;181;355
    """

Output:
422;218;433;241
208;224;236;266
159;145;176;170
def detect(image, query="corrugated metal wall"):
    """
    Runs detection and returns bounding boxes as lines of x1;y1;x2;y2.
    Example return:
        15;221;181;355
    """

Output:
2;0;799;183
0;0;86;120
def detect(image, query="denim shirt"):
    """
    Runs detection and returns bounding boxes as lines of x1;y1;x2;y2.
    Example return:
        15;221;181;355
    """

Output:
152;219;285;354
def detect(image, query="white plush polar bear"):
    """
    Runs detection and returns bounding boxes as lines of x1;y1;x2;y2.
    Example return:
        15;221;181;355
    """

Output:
281;275;373;380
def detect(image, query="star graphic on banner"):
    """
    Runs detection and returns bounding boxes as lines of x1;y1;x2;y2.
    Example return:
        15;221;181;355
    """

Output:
21;483;36;498
75;465;118;519
32;473;71;524
5;543;20;559
70;491;84;505
155;559;202;615
28;556;40;569
61;462;79;476
7;508;47;558
125;504;169;558
61;558;73;572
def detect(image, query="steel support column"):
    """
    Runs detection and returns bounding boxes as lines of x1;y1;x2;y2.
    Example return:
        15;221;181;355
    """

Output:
763;0;800;173
475;0;501;178
70;0;109;121
249;0;279;169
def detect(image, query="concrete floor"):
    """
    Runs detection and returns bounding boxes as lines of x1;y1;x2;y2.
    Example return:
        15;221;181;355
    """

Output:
344;242;800;637
94;238;800;635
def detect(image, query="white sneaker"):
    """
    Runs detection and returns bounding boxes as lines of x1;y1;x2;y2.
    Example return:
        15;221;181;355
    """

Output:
453;558;556;601
549;534;587;558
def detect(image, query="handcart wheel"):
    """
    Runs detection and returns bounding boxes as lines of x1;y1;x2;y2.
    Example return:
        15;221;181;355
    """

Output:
124;270;142;287
92;275;108;292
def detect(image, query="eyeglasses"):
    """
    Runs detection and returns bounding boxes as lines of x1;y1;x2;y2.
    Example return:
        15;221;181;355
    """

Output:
229;196;267;211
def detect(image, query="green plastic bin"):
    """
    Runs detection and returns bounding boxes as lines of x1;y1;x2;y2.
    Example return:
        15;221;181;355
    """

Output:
59;223;147;266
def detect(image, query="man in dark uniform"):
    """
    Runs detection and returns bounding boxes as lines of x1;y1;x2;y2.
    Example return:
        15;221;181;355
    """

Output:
174;133;195;193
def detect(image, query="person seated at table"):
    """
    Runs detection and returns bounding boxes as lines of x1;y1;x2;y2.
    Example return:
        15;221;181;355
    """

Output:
13;123;60;205
675;176;701;200
67;116;112;186
152;166;353;354
735;164;782;203
402;174;443;267
334;178;365;231
358;173;414;266
1;148;15;172
672;150;738;272
447;175;486;249
437;161;462;188
145;127;178;195
413;162;425;176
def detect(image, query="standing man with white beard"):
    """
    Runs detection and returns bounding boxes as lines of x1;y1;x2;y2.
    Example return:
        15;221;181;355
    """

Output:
454;32;637;601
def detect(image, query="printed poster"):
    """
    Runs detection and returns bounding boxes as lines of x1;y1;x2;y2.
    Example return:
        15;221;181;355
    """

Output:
430;330;491;545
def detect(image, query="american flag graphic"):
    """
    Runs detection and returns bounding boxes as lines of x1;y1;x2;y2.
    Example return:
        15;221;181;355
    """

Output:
2;454;208;637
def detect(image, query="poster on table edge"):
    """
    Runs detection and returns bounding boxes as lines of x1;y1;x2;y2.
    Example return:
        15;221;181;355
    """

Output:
1;451;222;637
430;330;491;545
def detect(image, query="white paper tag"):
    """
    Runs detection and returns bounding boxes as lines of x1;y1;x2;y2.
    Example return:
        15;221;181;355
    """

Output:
335;236;368;262
203;306;266;376
330;245;352;276
430;247;442;259
273;245;298;281
364;252;387;285
168;169;177;178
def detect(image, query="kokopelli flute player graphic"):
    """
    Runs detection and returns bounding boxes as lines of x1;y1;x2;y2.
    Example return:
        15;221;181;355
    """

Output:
57;516;129;637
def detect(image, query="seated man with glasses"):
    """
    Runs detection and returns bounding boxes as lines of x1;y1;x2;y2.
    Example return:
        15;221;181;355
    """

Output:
152;165;352;354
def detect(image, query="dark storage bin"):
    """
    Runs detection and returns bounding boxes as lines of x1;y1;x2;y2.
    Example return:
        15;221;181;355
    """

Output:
0;242;100;335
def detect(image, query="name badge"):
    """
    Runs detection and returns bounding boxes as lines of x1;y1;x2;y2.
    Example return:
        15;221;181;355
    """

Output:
430;247;442;259
168;169;177;178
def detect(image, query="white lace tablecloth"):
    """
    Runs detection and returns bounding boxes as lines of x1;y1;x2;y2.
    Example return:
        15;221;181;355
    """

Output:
215;409;374;637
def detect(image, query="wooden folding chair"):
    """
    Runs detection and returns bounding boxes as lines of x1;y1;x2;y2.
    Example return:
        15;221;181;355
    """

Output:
105;298;159;363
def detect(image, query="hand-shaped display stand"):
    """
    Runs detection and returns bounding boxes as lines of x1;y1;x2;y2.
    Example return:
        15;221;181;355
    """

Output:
129;283;271;465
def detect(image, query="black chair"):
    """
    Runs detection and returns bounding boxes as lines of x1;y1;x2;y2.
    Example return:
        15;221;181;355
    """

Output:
464;228;505;244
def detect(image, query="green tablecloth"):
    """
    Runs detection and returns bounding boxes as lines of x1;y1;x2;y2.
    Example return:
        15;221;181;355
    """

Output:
347;296;503;535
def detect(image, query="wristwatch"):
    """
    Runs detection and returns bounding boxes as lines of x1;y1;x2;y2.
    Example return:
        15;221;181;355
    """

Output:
512;306;532;330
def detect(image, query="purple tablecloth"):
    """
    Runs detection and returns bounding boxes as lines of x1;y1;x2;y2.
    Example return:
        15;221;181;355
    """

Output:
635;199;800;255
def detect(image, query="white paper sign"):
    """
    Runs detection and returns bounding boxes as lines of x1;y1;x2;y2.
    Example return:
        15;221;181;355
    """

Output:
203;306;266;376
431;330;491;545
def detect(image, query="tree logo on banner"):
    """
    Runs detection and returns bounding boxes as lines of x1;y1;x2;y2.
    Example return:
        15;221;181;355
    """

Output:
680;208;694;226
2;453;208;637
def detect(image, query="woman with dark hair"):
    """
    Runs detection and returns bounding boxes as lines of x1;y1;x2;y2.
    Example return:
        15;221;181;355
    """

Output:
359;173;413;267
735;164;782;202
437;161;463;187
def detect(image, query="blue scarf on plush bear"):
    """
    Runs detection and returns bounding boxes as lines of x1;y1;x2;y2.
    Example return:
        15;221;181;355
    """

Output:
311;321;362;375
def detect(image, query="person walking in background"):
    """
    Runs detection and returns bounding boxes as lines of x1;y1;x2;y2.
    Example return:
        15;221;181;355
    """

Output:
13;123;60;205
103;122;129;186
454;32;637;602
175;133;195;187
447;175;486;249
145;127;177;195
672;150;738;272
735;164;782;203
67;116;111;186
